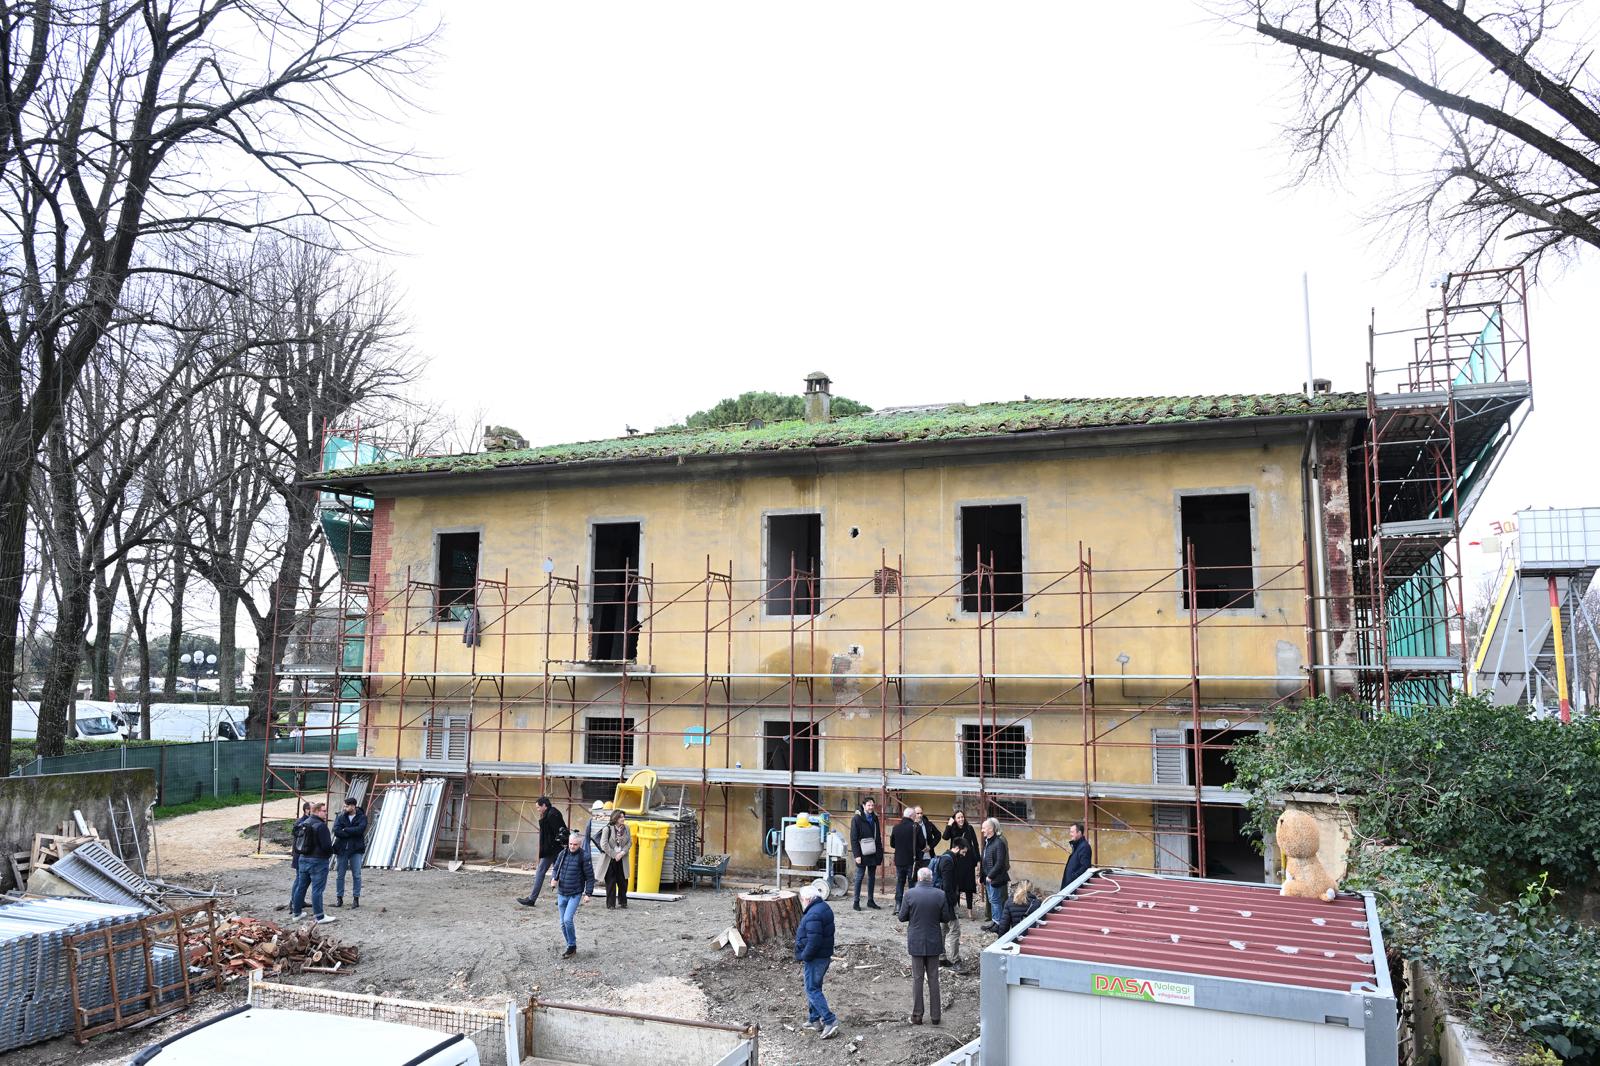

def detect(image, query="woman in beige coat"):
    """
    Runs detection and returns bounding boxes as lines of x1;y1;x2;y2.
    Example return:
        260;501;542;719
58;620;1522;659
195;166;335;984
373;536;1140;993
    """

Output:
593;810;632;909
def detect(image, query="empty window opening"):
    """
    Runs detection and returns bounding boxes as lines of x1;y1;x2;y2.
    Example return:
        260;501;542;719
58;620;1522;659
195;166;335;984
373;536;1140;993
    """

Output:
436;531;480;621
1185;725;1264;882
762;721;821;838
584;716;635;766
1180;493;1255;610
590;522;641;661
960;504;1023;613
766;513;822;616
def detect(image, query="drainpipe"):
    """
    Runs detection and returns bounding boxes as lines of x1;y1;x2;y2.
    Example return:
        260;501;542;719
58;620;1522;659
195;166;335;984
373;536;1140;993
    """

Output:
1301;426;1334;695
1301;274;1334;693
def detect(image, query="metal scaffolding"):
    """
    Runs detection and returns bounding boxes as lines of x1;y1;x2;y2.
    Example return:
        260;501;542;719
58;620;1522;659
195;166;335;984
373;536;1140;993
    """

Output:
261;544;1313;882
1353;266;1532;713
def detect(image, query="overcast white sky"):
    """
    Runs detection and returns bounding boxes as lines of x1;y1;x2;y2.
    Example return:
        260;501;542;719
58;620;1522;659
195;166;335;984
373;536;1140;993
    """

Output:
369;1;1595;592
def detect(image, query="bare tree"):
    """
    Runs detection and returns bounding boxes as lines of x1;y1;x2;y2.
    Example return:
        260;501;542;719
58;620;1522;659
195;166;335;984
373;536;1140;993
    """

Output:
0;0;434;767
176;232;420;739
1232;1;1600;271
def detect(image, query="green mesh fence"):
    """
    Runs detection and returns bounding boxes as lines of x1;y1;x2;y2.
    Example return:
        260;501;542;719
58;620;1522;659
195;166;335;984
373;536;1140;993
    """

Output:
13;740;329;804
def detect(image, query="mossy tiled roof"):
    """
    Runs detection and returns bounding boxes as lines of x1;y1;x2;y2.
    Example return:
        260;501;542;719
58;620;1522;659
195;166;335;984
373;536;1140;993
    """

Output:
324;392;1368;481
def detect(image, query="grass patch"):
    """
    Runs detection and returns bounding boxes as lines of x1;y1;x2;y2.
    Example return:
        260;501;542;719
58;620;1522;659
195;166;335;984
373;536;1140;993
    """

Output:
154;791;263;820
245;817;297;849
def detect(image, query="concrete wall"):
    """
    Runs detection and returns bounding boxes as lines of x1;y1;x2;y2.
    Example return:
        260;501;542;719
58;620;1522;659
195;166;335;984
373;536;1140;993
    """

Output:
357;429;1330;873
0;768;156;890
1407;963;1512;1066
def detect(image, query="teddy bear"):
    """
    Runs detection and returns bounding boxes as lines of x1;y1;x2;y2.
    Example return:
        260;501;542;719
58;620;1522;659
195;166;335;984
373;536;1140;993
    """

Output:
1276;808;1337;902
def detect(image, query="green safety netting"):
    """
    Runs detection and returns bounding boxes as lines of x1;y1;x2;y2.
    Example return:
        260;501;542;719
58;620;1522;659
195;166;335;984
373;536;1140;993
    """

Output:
14;739;334;803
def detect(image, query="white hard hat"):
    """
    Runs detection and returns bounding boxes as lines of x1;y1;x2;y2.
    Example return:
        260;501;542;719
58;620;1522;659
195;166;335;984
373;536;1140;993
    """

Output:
591;800;605;811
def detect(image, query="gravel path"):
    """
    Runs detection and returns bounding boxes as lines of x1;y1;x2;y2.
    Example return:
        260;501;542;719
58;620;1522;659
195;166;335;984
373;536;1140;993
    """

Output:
153;796;298;879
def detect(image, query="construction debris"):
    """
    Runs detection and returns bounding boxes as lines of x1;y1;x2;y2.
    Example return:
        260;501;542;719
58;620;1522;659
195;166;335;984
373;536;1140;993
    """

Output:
213;914;360;978
48;840;156;908
0;898;170;1052
712;926;748;958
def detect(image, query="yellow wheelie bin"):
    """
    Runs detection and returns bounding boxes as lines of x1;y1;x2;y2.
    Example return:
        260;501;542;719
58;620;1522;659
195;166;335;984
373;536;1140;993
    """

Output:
627;819;671;894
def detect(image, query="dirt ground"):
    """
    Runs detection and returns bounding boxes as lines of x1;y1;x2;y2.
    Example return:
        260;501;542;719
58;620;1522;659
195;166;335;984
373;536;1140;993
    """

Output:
13;804;988;1066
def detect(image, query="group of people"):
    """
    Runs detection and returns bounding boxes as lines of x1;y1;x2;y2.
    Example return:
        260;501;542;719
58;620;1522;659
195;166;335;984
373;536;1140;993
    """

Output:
794;800;1095;1039
514;796;634;957
287;796;369;923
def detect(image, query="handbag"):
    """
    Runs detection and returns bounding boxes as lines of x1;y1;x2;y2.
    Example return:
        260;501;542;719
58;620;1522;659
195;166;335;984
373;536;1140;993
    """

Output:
859;837;877;856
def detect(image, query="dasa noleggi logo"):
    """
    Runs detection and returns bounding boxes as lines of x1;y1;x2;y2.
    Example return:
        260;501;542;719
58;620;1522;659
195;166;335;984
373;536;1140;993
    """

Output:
1090;973;1195;1007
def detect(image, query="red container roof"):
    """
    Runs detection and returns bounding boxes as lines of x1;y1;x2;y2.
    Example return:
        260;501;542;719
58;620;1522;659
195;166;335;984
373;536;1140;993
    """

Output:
1016;872;1382;993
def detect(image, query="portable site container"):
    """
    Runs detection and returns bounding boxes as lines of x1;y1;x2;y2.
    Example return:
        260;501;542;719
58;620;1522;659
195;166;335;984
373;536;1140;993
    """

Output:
980;870;1396;1066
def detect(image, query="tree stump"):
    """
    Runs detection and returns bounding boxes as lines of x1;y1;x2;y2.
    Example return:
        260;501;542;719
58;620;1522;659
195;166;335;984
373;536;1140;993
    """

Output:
734;890;801;946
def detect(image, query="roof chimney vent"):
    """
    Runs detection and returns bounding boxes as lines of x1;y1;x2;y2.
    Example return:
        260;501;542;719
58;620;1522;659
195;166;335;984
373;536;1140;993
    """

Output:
1311;378;1332;395
804;372;832;423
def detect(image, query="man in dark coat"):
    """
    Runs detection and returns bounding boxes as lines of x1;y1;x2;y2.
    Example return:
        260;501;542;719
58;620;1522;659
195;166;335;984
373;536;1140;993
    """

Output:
979;817;1010;931
890;807;920;906
794;886;840;1040
1059;821;1093;890
849;798;884;911
518;796;568;906
913;809;937;872
898;867;951;1025
332;796;368;909
290;801;337;924
289;801;311;872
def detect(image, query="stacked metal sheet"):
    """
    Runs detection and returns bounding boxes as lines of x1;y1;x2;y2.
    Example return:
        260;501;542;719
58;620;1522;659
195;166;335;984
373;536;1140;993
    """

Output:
0;898;180;1052
47;840;157;908
365;778;447;870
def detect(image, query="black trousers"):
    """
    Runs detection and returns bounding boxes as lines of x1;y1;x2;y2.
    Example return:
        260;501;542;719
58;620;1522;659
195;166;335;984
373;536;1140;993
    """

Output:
604;863;628;907
853;863;877;902
895;863;915;904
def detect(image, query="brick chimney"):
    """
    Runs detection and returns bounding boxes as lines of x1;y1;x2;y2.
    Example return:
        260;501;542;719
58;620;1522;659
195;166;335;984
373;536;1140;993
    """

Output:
804;372;832;424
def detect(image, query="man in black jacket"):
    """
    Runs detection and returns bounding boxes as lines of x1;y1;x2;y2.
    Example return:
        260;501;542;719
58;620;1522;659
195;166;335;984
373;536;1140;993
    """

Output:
849;798;884;911
979;817;1010;931
890;807;920;906
518;797;568;907
898;867;951;1025
1059;821;1093;891
290;802;337;924
332;796;368;909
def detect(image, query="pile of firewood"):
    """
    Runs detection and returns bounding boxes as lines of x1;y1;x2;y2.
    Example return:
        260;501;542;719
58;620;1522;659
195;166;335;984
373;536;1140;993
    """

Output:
209;915;360;977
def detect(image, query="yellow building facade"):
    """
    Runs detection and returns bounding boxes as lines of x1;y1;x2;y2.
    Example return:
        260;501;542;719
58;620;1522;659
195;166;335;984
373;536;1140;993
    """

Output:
287;390;1372;887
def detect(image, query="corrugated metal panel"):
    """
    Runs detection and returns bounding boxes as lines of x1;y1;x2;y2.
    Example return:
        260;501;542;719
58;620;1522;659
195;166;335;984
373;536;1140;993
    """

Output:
1017;872;1380;994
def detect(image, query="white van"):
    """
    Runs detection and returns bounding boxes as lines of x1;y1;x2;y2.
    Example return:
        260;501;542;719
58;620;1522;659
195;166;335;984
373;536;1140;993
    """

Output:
10;698;128;741
129;1004;481;1065
136;703;249;742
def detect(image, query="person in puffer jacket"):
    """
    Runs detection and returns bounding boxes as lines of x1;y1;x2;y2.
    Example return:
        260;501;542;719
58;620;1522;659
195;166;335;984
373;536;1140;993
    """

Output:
793;886;840;1040
992;879;1042;936
547;831;595;958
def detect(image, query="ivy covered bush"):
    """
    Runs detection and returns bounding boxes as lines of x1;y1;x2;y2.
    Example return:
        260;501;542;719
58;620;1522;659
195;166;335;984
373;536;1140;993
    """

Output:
1228;696;1600;1064
1228;695;1600;892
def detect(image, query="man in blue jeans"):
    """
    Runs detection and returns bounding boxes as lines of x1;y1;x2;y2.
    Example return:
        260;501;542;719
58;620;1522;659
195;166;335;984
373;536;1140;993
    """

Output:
979;817;1009;932
332;796;367;908
548;831;595;958
290;802;338;925
794;886;840;1040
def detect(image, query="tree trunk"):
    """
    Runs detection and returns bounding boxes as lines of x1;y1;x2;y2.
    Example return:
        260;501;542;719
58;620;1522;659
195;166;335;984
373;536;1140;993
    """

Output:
0;463;32;771
37;428;90;757
217;586;239;703
734;890;802;946
247;483;318;740
163;557;187;697
90;562;115;700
